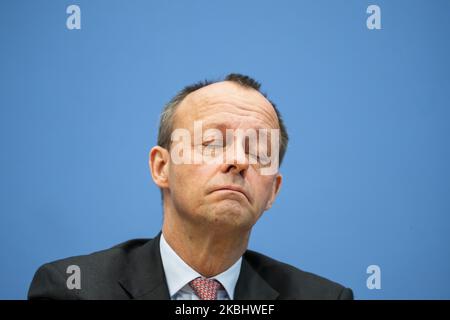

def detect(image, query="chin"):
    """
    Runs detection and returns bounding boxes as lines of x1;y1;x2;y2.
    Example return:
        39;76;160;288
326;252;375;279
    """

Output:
206;201;253;228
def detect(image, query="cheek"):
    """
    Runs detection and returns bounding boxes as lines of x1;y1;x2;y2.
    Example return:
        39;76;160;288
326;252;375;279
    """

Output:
168;164;215;195
169;164;195;192
250;176;275;206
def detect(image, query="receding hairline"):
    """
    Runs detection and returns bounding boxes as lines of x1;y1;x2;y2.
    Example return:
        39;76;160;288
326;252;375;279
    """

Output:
157;73;289;167
172;80;280;129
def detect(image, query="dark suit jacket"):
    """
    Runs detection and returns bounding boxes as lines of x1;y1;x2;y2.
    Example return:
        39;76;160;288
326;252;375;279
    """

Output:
28;233;353;300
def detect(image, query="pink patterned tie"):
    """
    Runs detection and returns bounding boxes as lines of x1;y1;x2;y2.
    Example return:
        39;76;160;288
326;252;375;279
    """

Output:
189;277;223;300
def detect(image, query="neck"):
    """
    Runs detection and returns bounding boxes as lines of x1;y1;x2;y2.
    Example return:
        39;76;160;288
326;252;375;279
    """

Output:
162;208;250;278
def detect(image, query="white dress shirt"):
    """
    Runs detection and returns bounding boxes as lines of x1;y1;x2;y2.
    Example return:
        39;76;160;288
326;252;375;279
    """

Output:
159;233;242;300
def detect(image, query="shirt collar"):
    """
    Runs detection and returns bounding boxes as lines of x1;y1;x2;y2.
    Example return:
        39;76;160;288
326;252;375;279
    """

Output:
159;233;242;299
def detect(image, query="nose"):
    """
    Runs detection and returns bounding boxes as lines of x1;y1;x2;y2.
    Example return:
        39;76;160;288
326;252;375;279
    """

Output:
220;159;249;176
219;142;249;176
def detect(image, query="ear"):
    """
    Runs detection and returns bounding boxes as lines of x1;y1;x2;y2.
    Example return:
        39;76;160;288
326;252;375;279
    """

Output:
264;174;282;211
149;146;170;189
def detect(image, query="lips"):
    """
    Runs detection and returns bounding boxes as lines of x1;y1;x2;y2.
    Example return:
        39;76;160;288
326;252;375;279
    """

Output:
210;185;250;202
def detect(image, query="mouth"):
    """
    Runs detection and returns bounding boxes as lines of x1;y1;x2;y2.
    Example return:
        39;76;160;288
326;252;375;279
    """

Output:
210;185;250;202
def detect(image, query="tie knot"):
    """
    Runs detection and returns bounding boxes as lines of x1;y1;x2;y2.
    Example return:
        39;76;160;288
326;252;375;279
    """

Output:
189;277;223;300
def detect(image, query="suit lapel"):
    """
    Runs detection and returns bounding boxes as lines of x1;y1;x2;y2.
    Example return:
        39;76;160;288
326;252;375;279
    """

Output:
118;232;170;300
117;233;278;300
234;257;279;300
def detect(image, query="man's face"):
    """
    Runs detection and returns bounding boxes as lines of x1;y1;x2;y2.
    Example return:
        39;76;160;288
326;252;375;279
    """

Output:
159;81;282;232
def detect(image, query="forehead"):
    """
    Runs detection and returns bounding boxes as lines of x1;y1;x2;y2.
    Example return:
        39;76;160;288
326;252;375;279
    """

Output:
174;81;279;130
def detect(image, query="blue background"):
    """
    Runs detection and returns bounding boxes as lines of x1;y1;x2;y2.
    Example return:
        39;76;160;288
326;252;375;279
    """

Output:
1;0;449;299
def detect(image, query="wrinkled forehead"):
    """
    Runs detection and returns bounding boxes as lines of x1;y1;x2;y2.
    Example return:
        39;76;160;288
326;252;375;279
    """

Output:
174;81;280;130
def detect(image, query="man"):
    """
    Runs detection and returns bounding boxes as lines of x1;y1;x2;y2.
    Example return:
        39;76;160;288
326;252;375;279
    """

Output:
28;74;353;300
